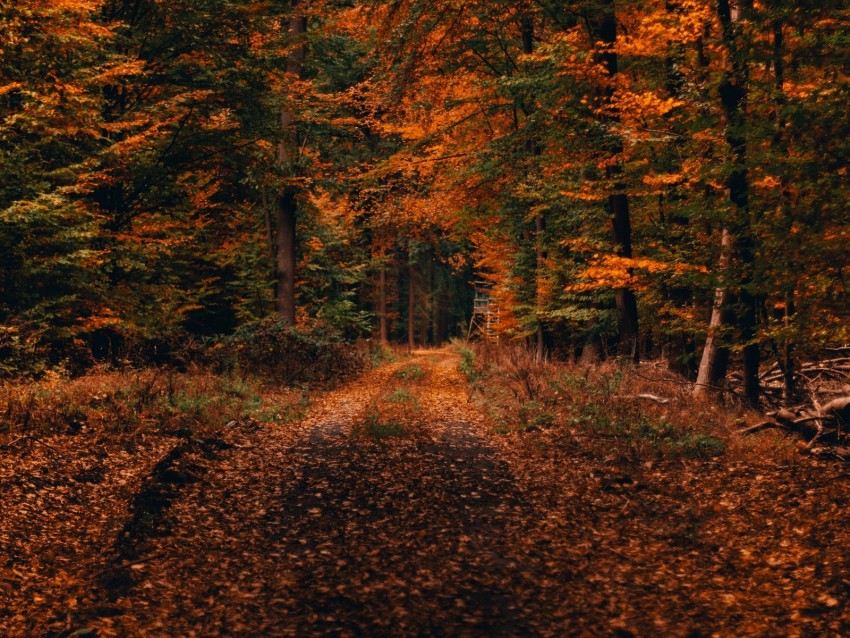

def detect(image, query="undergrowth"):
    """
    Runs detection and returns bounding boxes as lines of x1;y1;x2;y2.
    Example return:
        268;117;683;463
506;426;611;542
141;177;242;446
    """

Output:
457;342;783;461
362;407;408;439
394;364;425;381
0;367;310;440
0;327;374;440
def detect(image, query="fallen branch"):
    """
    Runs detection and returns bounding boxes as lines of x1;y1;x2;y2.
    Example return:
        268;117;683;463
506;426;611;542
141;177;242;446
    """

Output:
616;393;671;405
737;421;785;436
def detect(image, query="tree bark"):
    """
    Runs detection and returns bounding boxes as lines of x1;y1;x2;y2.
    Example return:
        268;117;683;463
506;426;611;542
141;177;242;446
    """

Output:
591;0;640;362
378;262;388;344
695;228;733;395
275;2;306;324
276;190;297;323
419;255;431;346
521;14;548;362
773;18;796;404
720;0;759;405
694;0;759;403
783;292;795;403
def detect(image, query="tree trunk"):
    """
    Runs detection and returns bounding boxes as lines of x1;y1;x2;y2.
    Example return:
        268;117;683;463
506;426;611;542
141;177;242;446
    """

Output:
719;0;759;405
522;15;548;363
695;228;733;395
592;0;640;362
783;292;795;403
276;189;297;323
534;172;546;362
408;261;415;352
275;2;306;324
773;18;796;404
378;262;388;344
437;291;449;345
695;0;759;403
419;256;431;347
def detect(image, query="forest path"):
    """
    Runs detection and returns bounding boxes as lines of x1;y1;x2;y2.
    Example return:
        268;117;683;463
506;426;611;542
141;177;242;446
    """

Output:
25;349;850;637
82;349;558;636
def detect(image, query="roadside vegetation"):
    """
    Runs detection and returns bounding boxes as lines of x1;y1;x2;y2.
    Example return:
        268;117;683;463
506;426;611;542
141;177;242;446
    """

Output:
458;341;795;463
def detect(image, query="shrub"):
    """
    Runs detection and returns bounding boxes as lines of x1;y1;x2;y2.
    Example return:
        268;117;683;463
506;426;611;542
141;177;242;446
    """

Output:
212;318;369;383
0;368;306;438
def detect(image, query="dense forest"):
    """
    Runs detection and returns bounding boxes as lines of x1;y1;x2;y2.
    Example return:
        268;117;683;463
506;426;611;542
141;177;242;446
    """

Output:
5;2;850;635
2;0;848;404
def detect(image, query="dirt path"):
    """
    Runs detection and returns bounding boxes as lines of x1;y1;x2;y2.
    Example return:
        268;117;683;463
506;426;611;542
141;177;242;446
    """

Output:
69;350;555;636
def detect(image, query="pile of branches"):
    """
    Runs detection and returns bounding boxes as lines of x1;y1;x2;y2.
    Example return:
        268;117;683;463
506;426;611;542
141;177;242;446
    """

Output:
741;397;850;454
759;354;850;403
735;348;850;454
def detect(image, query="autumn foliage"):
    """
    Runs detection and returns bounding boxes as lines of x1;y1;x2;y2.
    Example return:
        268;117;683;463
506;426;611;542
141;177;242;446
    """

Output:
1;0;849;404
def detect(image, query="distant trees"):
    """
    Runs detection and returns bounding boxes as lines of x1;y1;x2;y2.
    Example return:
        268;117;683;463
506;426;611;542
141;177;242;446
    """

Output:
0;0;378;371
1;0;848;401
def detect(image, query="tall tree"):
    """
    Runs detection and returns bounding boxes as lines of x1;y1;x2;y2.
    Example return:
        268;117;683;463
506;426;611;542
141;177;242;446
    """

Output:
276;1;308;324
695;0;760;404
587;0;640;362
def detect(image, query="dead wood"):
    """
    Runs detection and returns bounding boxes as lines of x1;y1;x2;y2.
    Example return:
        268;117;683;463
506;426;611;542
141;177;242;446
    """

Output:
616;393;671;405
737;421;784;436
746;397;850;448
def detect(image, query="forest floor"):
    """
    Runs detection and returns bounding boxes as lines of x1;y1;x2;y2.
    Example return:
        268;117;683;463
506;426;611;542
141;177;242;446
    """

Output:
5;349;850;636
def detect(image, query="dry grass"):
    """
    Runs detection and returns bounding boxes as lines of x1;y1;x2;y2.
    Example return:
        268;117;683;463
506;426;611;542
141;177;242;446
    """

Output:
460;341;797;462
0;366;308;441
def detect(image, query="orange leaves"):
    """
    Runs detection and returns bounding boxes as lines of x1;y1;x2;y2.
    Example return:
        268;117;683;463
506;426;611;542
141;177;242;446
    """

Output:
0;82;22;97
610;90;684;120
569;255;707;293
91;60;147;86
753;175;782;190
12;0;115;43
617;0;714;56
560;185;606;203
642;172;685;189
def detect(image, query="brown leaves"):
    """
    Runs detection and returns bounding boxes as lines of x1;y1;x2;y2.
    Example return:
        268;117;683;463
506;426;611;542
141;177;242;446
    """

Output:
6;351;850;635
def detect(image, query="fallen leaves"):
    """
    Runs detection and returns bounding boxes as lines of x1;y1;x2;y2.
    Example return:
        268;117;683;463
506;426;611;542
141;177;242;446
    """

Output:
4;351;850;635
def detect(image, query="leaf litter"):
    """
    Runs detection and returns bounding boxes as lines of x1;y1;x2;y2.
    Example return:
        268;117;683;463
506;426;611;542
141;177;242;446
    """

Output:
3;351;850;635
